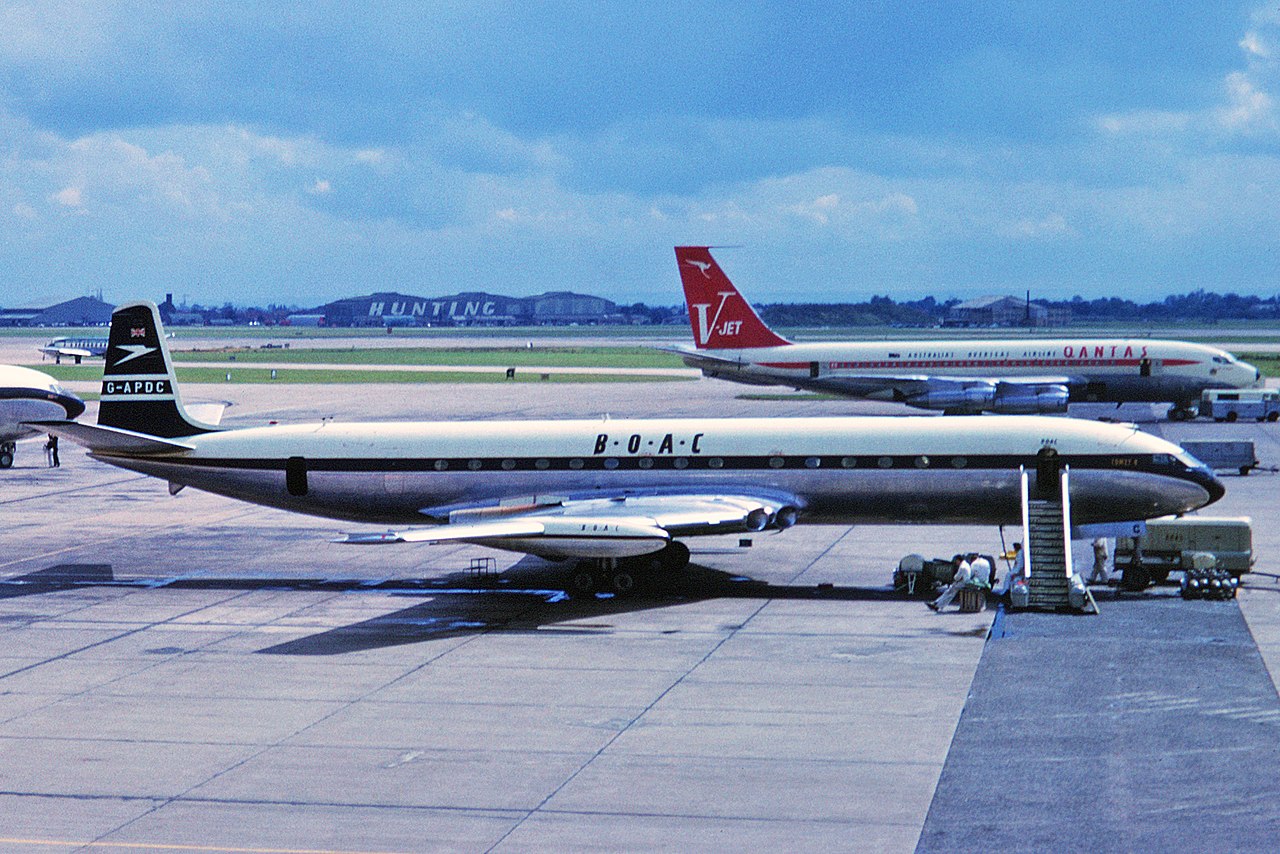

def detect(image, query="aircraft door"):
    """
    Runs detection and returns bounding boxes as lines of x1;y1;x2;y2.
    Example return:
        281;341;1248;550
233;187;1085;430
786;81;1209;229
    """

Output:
285;456;308;496
1139;357;1151;377
810;361;820;379
1035;446;1061;499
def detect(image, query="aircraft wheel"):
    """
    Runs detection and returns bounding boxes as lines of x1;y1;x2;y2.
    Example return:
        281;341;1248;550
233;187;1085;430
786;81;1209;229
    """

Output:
610;569;637;596
567;565;598;598
659;541;691;572
1120;563;1151;592
0;450;12;469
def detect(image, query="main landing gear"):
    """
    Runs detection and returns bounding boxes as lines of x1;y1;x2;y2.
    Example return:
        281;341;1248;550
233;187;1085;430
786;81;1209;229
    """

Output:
0;442;15;469
567;541;692;598
1166;403;1198;422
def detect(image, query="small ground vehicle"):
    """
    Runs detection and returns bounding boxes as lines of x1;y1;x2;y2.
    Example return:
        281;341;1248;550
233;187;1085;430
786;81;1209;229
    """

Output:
1115;516;1253;591
1200;388;1280;423
1180;440;1259;476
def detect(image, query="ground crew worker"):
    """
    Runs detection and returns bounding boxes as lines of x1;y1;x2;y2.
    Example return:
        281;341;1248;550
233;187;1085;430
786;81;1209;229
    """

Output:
930;554;974;611
993;542;1024;596
1088;537;1109;584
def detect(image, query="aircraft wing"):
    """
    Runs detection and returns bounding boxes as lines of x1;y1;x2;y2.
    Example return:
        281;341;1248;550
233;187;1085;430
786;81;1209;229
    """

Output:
794;373;1080;414
40;346;95;359
338;492;795;560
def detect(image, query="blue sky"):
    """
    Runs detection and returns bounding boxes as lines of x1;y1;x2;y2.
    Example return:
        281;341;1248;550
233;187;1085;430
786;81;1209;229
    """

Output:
3;2;1279;307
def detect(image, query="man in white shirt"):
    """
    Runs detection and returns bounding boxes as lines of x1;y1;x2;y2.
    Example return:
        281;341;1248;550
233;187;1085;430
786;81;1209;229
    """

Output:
930;555;974;611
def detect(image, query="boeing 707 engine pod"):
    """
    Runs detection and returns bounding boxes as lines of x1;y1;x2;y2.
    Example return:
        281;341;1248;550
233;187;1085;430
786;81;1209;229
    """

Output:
672;247;1262;419
29;301;1222;594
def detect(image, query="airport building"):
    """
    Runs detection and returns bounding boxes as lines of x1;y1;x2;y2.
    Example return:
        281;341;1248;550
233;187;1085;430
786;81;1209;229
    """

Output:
944;294;1071;327
312;290;622;327
0;296;115;327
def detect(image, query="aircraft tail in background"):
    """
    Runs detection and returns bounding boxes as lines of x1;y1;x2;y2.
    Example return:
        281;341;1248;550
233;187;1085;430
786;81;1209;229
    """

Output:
674;247;791;350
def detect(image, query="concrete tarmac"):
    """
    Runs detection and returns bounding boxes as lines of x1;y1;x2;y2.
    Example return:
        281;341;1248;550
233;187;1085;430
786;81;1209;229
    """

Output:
1;378;1278;852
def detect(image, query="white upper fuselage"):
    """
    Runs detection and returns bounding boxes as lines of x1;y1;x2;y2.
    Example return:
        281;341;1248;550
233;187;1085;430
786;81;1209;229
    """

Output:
0;364;84;443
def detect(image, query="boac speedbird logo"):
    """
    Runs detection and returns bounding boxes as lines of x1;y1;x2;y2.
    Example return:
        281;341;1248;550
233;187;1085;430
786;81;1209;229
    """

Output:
113;343;157;365
690;291;743;346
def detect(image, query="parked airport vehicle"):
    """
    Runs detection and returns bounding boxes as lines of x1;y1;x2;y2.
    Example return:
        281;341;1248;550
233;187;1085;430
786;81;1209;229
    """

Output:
31;302;1224;594
1199;388;1280;423
1179;441;1259;476
671;247;1262;419
1115;516;1253;590
0;365;85;468
40;337;108;364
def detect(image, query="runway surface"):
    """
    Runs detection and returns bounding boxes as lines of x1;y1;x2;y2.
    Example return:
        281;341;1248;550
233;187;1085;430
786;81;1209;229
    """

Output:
2;376;1278;852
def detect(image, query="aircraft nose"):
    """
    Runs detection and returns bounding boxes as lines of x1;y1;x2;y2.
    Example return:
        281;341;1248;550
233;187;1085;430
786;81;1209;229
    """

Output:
1182;458;1225;507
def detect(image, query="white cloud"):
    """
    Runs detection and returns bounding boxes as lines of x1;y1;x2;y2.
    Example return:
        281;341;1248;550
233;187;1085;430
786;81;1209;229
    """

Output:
1240;30;1270;59
1003;212;1071;239
1215;71;1276;131
52;185;82;207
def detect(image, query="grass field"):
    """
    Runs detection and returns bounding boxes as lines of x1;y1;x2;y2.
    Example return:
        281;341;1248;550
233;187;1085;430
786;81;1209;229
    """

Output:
1241;352;1280;378
172;345;687;369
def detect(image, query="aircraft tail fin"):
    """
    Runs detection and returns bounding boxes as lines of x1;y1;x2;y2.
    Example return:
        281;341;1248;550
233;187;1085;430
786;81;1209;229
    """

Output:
98;301;220;438
674;247;791;350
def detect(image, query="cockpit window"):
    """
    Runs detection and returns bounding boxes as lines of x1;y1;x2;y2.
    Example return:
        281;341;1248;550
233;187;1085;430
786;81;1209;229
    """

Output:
1212;355;1231;364
1173;450;1207;470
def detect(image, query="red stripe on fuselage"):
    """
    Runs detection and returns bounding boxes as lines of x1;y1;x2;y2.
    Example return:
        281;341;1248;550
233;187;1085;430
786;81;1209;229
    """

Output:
754;358;1200;371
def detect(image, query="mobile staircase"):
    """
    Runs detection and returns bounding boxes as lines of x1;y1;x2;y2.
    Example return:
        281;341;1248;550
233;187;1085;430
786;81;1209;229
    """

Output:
1010;461;1096;613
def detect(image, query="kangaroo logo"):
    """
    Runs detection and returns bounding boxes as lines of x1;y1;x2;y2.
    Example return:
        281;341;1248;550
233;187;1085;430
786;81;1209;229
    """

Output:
691;291;742;346
684;258;713;278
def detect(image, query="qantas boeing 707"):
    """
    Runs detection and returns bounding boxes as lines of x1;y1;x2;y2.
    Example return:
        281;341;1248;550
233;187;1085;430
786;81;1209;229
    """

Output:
673;247;1262;420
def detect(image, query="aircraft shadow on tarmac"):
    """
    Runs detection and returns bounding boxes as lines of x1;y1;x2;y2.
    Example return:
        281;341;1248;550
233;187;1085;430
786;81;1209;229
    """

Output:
2;559;907;656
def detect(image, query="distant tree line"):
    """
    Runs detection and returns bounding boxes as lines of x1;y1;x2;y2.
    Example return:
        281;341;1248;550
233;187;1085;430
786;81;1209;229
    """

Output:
757;295;956;327
1042;290;1280;323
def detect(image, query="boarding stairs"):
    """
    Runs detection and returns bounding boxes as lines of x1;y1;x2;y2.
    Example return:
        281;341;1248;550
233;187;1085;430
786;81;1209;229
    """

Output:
1014;464;1096;613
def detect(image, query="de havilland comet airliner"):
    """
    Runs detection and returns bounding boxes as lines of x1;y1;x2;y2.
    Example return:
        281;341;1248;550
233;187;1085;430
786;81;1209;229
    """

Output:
30;301;1222;595
673;247;1262;419
0;364;84;468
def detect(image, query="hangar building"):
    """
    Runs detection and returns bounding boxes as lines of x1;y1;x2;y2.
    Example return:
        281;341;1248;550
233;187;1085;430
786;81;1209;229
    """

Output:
315;291;620;327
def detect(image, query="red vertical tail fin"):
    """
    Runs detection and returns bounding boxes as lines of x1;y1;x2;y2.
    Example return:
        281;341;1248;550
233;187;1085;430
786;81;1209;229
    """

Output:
674;247;791;350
